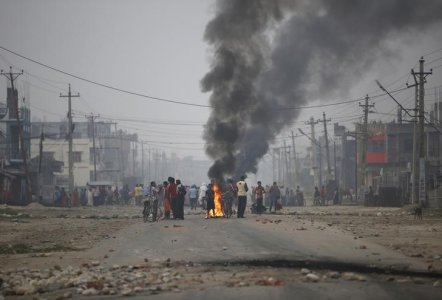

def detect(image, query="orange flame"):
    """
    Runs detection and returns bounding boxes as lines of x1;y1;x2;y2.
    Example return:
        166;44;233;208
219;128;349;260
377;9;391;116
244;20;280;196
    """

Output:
210;183;224;217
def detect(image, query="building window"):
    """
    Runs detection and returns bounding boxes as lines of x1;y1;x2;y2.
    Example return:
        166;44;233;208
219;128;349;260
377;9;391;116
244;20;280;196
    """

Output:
72;151;82;163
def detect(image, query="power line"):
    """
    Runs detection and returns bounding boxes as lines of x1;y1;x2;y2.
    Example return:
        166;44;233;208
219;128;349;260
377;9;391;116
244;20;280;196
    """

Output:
0;45;211;108
277;86;409;111
0;45;421;112
423;46;442;58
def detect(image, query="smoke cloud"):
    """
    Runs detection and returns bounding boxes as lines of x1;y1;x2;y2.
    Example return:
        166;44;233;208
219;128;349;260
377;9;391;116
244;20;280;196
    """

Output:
202;0;442;180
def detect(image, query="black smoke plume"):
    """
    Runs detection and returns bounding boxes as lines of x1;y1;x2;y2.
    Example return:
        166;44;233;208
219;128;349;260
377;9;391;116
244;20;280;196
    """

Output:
202;0;442;180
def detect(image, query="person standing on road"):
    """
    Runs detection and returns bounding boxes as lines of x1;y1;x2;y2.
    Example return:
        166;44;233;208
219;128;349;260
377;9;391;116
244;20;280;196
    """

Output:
86;187;93;206
53;186;61;206
167;177;178;219
268;182;280;213
176;179;186;220
285;187;290;206
205;181;215;219
236;176;248;218
296;186;304;206
189;184;198;210
157;182;164;209
149;181;159;221
163;181;171;219
60;187;68;207
143;183;151;199
72;188;79;207
314;186;320;206
198;183;208;210
133;184;138;206
255;181;265;214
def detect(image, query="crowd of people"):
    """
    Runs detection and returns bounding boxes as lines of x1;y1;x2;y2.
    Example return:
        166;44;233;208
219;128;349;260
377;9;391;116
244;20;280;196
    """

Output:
52;177;332;219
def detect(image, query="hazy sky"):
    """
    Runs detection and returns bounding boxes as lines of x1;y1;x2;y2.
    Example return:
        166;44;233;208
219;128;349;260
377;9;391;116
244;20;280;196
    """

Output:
1;0;442;163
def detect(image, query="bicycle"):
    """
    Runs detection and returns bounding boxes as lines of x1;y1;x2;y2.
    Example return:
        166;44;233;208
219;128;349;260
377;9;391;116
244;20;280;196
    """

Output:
143;196;163;222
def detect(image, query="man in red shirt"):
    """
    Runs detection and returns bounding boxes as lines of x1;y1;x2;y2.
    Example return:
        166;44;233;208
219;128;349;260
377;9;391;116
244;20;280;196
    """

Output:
255;181;266;214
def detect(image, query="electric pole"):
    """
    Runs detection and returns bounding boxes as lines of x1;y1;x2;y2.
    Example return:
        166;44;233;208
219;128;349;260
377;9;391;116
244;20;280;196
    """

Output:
318;112;332;180
411;57;432;204
119;129;124;181
141;142;145;183
132;141;137;177
148;147;151;181
283;139;290;188
38;131;44;174
1;67;32;202
411;83;419;205
358;95;374;193
305;117;319;187
290;130;299;187
38;130;45;200
60;84;79;193
85;113;99;181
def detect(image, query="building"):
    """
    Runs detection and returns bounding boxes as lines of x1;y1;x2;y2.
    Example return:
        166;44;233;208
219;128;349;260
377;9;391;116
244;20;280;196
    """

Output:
355;106;441;206
0;86;31;205
30;121;137;190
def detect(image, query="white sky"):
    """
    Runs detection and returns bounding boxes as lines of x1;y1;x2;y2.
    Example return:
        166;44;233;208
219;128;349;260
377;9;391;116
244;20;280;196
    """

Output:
1;0;441;164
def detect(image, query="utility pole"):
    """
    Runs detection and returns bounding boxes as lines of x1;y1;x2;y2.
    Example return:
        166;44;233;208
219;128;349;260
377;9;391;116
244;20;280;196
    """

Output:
305;117;319;187
148;147;151;181
1;67;32;202
411;83;419;204
358;95;374;193
60;84;79;193
290;130;298;187
318;141;323;187
132;141;136;178
141;142;145;183
283;140;290;188
411;57;432;204
119;129;125;181
298;127;322;188
39;131;44;174
318;112;332;179
275;148;282;184
334;141;338;184
38;128;44;200
341;131;347;190
85;113;99;181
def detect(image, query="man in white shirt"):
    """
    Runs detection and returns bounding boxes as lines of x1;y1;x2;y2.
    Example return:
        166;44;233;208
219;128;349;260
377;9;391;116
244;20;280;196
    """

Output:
236;175;248;218
198;183;208;210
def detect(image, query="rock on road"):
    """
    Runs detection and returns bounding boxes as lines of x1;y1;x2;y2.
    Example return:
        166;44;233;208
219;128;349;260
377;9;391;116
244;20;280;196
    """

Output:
92;213;426;271
71;212;440;300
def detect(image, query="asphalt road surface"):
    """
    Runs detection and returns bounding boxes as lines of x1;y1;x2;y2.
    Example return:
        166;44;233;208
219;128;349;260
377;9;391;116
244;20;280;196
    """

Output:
80;212;440;299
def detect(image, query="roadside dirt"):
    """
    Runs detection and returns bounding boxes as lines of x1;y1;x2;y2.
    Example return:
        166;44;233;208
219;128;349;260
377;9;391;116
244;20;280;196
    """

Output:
0;203;140;271
0;204;441;298
279;206;442;272
1;204;441;273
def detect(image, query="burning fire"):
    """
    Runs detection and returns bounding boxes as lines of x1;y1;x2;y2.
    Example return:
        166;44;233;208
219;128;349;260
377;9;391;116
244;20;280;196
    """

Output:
210;183;224;217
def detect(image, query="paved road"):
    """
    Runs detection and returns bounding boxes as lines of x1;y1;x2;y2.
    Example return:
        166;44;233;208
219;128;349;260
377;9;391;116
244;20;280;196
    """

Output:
80;212;439;299
90;213;426;272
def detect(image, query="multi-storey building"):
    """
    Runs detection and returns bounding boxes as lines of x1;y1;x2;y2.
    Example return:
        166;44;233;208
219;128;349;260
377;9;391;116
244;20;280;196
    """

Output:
30;121;137;188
